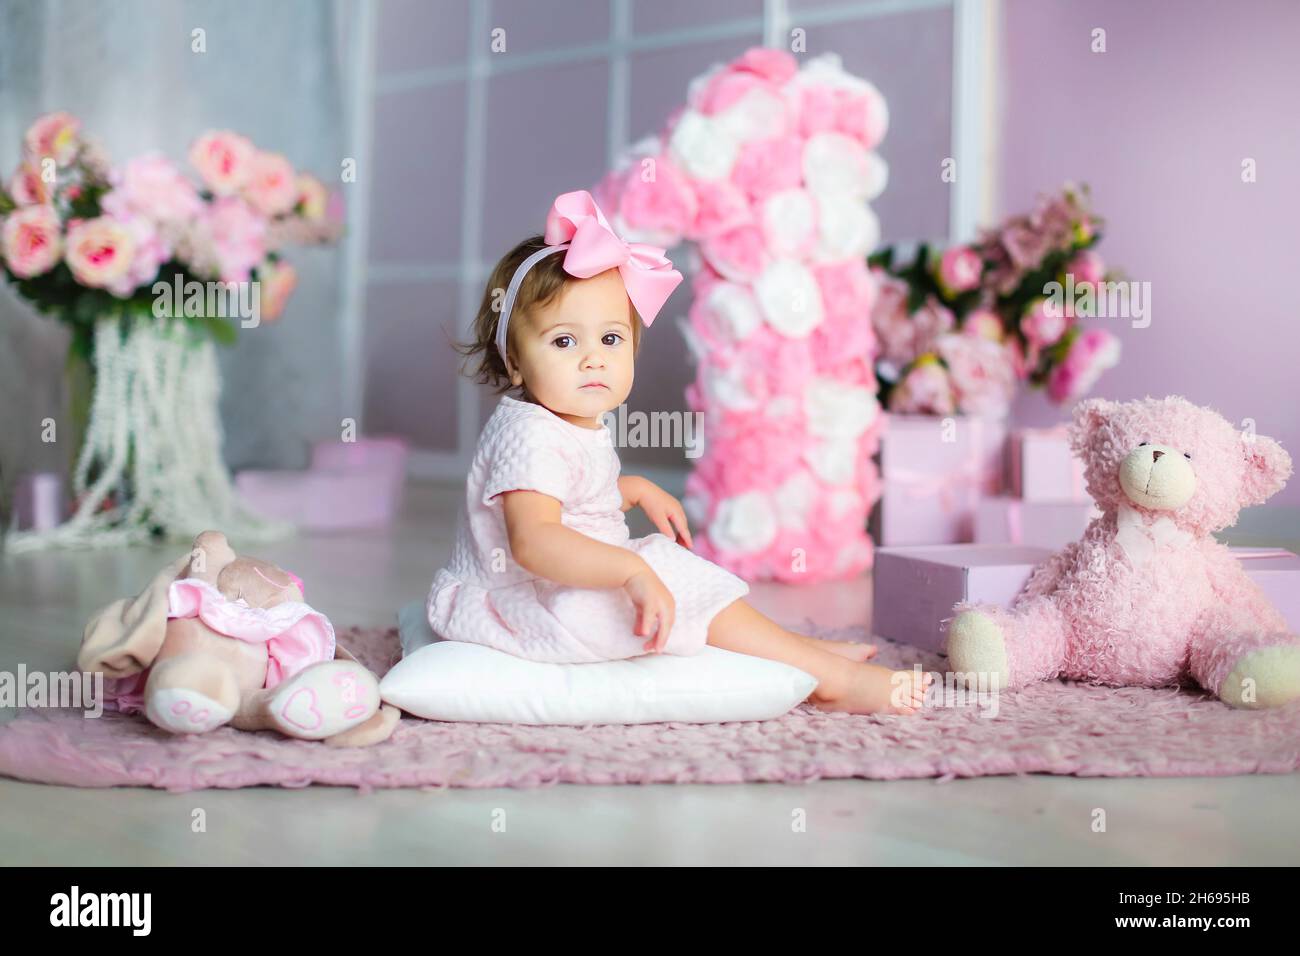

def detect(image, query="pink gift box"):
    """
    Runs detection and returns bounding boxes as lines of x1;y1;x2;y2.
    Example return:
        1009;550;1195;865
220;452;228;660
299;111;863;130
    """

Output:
974;497;1101;549
872;543;1300;655
1232;547;1300;632
872;544;1052;652
874;414;1006;546
236;436;409;530
1009;426;1088;502
11;472;65;531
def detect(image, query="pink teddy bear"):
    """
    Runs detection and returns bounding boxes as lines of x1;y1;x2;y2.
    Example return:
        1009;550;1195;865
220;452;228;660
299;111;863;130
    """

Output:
946;395;1300;709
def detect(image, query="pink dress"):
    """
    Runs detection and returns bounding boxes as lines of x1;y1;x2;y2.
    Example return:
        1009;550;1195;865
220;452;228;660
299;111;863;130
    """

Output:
427;395;750;662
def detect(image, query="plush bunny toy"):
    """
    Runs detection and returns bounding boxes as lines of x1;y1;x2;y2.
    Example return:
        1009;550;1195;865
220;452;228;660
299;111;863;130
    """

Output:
947;396;1300;709
78;530;399;745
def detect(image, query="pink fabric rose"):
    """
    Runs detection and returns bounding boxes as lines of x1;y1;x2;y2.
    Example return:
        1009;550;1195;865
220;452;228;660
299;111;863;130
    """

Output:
617;154;696;246
700;224;768;282
731;136;803;201
1047;328;1121;403
937;245;982;294
810;260;877;370
64;216;136;289
690;179;752;239
24;112;81;166
962;307;1003;341
243;151;298;217
7;163;50;206
1;205;62;278
1067;248;1104;285
1020;296;1069;348
937;333;1016;417
103;214;167;298
101;152;202;226
733;48;798;85
184;197;267;283
889;357;955;416
188;130;255;197
869;270;915;368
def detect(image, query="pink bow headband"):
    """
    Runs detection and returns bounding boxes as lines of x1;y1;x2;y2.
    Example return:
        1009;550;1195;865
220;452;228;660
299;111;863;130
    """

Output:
494;190;684;366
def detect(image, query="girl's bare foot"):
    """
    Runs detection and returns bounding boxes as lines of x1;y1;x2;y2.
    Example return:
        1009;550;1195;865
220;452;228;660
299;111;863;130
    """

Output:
809;662;934;716
791;632;877;663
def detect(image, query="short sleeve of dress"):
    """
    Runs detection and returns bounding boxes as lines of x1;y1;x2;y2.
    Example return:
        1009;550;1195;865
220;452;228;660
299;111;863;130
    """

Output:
481;418;575;506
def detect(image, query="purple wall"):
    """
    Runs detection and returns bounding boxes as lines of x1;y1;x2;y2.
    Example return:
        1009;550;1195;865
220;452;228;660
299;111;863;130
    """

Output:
999;0;1300;509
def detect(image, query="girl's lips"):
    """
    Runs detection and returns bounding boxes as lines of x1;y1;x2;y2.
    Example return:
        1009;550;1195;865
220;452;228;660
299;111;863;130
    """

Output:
581;383;608;390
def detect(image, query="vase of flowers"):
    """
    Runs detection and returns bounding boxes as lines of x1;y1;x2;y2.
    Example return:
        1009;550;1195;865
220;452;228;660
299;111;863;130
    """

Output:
868;183;1122;417
0;112;342;550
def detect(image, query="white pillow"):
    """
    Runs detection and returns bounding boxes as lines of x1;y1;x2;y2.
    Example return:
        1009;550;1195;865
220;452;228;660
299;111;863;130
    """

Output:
381;600;817;725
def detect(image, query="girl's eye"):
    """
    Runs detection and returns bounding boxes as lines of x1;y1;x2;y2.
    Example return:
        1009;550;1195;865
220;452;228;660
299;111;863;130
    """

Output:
602;332;623;346
552;335;575;349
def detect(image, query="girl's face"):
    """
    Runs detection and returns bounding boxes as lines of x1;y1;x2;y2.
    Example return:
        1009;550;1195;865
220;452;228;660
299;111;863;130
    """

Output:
508;268;636;428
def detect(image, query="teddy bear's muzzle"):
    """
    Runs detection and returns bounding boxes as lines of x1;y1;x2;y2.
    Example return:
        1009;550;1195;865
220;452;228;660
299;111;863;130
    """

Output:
1118;442;1196;510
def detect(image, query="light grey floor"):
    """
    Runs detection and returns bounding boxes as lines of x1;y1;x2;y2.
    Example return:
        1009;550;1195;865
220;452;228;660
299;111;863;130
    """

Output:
2;481;1297;866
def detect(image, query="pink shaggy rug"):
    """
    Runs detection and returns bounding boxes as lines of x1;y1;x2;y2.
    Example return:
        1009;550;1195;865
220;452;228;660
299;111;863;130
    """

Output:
1;622;1298;793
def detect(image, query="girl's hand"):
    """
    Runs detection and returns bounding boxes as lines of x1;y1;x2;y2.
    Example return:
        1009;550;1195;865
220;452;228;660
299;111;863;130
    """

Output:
622;566;676;654
637;483;693;550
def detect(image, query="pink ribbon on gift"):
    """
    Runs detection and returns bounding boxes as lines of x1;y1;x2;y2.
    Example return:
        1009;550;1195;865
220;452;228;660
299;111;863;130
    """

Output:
886;417;1003;515
1005;499;1024;545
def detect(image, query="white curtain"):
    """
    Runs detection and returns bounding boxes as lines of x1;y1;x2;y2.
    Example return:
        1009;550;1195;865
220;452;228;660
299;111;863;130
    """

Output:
0;0;355;504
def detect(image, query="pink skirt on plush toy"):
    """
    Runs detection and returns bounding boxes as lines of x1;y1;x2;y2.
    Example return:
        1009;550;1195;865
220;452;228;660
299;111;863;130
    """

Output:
102;578;336;715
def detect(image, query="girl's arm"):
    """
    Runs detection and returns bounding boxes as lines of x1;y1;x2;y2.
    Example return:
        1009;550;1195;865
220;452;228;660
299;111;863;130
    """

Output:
502;489;649;589
616;474;694;549
616;475;649;513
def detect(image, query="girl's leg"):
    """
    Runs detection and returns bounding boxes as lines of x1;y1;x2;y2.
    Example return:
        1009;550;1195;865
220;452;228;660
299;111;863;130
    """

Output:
707;598;931;715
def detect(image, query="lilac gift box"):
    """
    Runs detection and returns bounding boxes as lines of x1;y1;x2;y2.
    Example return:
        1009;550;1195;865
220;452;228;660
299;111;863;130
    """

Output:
236;436;409;530
1009;426;1089;502
974;497;1100;549
873;414;1007;546
872;544;1052;653
873;543;1300;654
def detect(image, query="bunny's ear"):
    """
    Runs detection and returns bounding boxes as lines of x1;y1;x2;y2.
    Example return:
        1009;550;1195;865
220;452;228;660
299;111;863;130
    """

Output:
1241;434;1292;506
1067;398;1118;458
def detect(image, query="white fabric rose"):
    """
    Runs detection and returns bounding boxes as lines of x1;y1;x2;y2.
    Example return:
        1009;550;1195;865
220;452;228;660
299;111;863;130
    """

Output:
774;469;818;531
705;281;762;342
755;258;824;337
761;188;817;259
668;109;738;181
714;86;788;144
805;377;879;439
802;437;859;486
710;491;779;555
702;360;760;411
803;132;872;199
812;193;880;263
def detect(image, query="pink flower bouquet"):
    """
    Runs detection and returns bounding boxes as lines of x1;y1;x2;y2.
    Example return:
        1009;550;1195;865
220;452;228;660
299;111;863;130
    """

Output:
0;113;343;365
868;183;1122;416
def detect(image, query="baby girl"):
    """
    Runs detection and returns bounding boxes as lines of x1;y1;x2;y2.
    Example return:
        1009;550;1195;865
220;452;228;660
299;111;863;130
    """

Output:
432;190;930;715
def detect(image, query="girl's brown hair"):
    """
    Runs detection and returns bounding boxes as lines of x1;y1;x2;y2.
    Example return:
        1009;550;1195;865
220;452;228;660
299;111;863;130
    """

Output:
452;234;642;398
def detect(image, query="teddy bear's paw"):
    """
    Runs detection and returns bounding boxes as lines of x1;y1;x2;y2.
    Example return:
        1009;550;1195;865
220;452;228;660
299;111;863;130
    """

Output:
1219;644;1300;709
268;660;381;740
146;688;235;735
946;610;1010;689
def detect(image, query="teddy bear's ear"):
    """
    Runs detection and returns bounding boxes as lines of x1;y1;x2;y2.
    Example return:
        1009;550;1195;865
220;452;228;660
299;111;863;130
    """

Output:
1067;398;1117;457
1241;434;1293;506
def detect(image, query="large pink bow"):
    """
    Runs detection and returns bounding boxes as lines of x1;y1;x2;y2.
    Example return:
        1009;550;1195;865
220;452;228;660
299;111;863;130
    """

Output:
543;190;683;327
